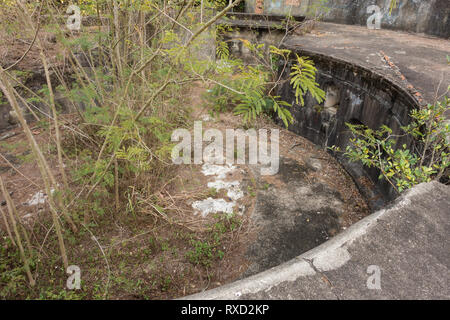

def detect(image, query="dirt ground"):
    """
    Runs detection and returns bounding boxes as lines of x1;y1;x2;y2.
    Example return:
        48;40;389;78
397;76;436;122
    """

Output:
0;81;369;299
0;18;369;298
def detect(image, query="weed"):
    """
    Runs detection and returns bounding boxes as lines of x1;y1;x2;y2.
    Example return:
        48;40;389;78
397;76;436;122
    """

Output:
207;187;218;198
186;239;215;267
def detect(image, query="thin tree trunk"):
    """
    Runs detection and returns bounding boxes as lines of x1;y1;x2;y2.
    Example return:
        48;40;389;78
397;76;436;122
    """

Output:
0;67;70;269
114;157;119;213
0;206;16;246
0;177;35;286
38;49;70;191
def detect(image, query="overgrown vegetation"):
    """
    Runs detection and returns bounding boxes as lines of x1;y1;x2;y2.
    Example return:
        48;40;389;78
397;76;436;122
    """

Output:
0;0;445;301
335;94;449;193
0;0;244;299
209;40;325;128
0;0;327;299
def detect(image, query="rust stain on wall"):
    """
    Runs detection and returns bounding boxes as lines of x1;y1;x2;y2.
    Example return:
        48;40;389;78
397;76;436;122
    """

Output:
286;0;300;6
255;0;264;14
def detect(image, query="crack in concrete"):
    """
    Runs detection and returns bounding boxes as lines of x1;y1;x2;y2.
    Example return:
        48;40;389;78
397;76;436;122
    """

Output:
303;257;340;300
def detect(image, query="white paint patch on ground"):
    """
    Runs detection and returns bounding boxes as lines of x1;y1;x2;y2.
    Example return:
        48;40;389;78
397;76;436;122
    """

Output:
200;114;213;122
26;191;47;206
312;246;351;272
191;146;246;217
25;188;55;206
201;163;236;179
22;213;34;220
192;198;234;217
207;180;244;201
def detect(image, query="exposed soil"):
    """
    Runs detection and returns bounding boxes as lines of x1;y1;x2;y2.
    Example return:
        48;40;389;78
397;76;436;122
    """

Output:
187;84;370;279
0;89;255;300
0;81;369;299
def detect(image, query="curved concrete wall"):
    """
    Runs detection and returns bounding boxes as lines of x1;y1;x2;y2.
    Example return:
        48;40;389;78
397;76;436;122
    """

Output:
221;28;422;209
183;181;450;300
245;0;450;38
276;47;420;209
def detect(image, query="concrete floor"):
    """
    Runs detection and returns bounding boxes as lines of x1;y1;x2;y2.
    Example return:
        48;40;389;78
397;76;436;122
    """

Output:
183;23;450;300
285;22;450;104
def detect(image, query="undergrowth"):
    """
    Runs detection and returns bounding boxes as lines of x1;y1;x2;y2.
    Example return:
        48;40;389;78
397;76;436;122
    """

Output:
0;0;325;299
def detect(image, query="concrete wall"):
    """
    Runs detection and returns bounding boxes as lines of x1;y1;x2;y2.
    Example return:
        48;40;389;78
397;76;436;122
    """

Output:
221;29;418;208
245;0;450;38
275;47;420;209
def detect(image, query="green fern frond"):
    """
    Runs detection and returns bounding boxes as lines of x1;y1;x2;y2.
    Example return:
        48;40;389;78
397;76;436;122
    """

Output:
272;99;294;128
290;55;325;106
216;41;229;60
233;88;266;123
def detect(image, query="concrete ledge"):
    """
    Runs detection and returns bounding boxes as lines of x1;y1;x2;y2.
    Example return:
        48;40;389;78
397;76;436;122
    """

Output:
284;22;450;103
244;0;450;38
182;181;450;300
278;22;450;206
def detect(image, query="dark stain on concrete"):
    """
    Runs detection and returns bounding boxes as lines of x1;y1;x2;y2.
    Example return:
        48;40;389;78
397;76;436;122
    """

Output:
276;156;308;183
244;208;341;277
243;157;345;277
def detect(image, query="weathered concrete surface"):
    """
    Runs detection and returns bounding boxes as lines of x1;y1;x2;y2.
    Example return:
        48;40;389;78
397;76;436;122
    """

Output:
242;157;349;277
220;22;449;208
245;0;450;38
272;22;450;207
183;181;450;299
284;22;450;103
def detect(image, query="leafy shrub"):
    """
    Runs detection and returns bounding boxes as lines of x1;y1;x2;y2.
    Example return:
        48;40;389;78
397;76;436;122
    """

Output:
340;95;449;193
210;40;325;128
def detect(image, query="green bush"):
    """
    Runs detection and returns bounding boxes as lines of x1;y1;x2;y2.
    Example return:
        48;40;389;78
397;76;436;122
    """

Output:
339;95;449;193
